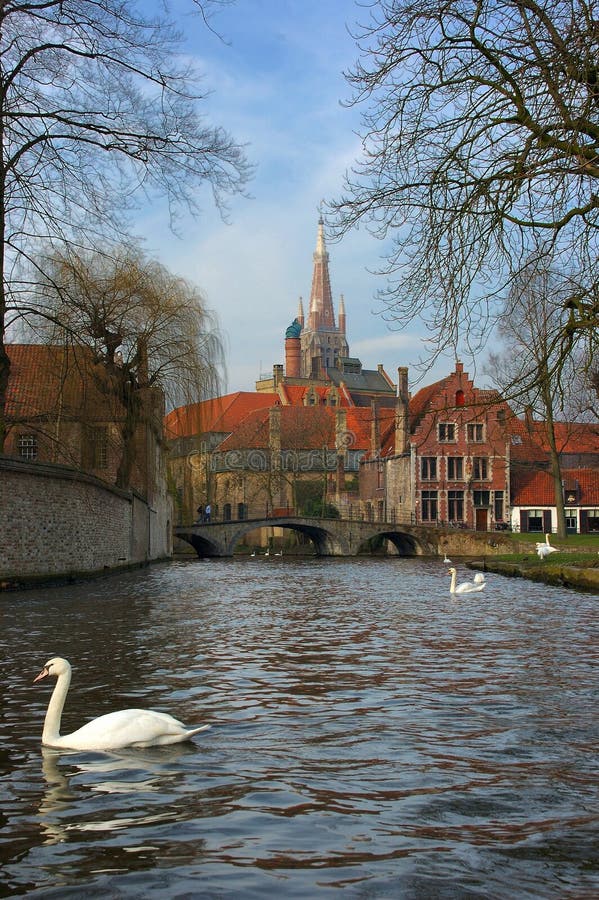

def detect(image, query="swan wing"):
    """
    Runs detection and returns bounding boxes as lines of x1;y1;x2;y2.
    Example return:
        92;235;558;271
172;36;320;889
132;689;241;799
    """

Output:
455;581;485;594
50;709;208;751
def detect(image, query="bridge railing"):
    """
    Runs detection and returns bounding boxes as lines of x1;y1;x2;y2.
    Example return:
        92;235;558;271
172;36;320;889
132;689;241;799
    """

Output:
186;503;417;527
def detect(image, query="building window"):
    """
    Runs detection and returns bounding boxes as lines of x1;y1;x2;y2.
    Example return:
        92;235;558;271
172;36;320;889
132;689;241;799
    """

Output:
448;490;464;522
17;434;38;460
473;456;489;480
91;426;108;469
447;456;463;480
494;490;504;522
497;408;505;424
421;456;437;480
377;461;384;489
238;503;247;520
527;509;544;532
455;389;465;407
438;422;456;442
474;490;490;506
223;503;232;522
421;490;438;521
586;509;599;532
565;508;577;532
467;423;484;442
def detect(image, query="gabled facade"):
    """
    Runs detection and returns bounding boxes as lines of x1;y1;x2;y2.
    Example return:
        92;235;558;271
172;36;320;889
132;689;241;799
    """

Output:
360;361;599;533
361;362;512;529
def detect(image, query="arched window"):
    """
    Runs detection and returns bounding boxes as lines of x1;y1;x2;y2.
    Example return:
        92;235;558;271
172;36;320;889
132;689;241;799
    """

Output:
455;389;465;407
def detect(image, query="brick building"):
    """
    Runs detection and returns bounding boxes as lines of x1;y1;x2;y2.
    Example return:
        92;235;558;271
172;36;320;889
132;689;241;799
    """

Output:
4;343;164;501
360;361;599;533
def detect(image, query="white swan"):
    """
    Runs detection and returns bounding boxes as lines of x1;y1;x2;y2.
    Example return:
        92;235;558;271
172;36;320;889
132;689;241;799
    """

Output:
473;572;486;585
443;554;452;564
264;548;270;557
535;533;558;559
34;657;210;751
448;567;486;595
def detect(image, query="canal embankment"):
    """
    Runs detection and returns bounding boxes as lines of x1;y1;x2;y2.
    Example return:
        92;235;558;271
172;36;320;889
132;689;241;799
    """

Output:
468;557;599;594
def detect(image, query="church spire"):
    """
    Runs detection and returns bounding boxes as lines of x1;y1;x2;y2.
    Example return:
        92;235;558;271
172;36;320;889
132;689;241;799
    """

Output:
308;217;335;331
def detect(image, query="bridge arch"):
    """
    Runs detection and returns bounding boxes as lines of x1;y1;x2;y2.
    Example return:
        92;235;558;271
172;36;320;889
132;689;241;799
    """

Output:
357;529;421;556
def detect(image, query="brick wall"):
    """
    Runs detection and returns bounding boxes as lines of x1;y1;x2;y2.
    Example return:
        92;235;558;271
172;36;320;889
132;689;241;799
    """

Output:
0;458;172;581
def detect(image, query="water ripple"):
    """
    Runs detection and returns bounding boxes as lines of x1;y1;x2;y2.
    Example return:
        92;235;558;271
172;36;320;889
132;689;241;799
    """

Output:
0;557;597;897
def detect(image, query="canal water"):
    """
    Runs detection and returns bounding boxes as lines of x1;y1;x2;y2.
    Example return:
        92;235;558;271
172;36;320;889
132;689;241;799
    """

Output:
0;557;597;898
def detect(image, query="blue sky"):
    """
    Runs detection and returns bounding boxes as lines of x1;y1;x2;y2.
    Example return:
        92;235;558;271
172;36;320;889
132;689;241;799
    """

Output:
140;0;460;394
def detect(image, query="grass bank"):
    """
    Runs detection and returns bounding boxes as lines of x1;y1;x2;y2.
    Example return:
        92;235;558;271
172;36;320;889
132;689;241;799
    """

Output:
470;533;599;594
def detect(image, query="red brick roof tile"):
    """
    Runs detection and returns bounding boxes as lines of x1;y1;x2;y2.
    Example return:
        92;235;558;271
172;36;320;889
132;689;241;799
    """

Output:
164;392;280;439
511;468;599;505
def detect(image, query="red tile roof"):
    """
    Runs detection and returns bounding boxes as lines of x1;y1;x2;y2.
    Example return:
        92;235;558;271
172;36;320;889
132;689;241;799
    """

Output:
215;405;374;453
511;468;599;505
6;343;119;422
164;392;280;439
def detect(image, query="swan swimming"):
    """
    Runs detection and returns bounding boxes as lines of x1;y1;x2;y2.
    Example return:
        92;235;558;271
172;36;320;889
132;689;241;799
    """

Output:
34;657;210;751
535;533;558;560
443;554;452;564
448;567;486;594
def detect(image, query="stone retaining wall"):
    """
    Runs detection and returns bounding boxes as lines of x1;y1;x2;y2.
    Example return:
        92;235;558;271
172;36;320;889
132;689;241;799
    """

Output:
0;457;172;583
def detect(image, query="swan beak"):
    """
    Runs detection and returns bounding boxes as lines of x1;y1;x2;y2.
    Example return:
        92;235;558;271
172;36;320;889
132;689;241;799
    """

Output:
33;666;49;683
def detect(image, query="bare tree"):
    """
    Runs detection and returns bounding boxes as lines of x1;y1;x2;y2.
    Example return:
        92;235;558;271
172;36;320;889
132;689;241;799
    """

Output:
328;0;599;366
29;246;225;489
0;0;250;449
487;259;585;538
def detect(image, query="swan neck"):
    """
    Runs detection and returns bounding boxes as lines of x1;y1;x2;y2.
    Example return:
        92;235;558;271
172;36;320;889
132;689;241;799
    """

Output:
42;668;71;744
450;570;456;593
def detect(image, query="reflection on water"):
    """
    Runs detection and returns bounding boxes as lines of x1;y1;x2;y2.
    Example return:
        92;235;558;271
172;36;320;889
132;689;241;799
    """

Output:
0;557;598;897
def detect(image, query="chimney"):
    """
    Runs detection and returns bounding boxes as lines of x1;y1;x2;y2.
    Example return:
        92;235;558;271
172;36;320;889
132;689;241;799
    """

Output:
335;408;347;493
524;405;534;432
395;366;409;455
269;406;281;455
370;400;380;457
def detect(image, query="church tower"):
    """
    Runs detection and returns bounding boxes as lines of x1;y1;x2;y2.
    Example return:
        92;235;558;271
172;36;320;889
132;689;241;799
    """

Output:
300;217;349;377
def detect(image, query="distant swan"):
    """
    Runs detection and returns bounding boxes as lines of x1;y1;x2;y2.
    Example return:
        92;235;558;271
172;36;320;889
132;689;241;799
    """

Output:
448;567;486;595
535;533;558;559
34;657;210;751
443;554;452;563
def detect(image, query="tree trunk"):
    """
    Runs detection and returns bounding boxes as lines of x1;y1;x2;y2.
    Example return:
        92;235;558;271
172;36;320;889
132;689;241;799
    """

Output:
542;382;567;539
0;187;9;453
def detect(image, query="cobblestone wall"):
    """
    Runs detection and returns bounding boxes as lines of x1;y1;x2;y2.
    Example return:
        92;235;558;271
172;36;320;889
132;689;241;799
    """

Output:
0;458;172;582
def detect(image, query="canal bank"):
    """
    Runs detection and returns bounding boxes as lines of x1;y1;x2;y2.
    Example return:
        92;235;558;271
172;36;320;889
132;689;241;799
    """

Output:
469;558;599;594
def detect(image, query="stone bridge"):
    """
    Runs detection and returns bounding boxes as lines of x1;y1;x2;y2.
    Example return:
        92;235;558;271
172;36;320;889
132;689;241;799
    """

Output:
174;516;445;558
